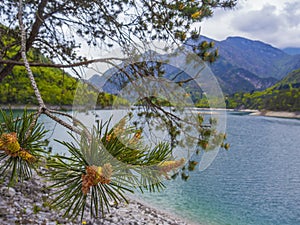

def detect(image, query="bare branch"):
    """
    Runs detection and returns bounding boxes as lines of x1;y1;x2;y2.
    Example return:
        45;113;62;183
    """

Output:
17;0;86;138
43;109;82;135
0;0;49;82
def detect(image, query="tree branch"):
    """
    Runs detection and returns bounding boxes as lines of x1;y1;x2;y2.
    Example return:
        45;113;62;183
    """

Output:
0;57;125;68
0;0;49;82
43;109;82;135
17;0;85;138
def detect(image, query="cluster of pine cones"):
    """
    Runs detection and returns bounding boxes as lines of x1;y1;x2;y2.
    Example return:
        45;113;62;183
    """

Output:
81;163;113;194
0;132;36;162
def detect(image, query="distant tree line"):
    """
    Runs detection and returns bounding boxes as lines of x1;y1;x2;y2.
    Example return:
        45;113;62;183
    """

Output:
227;87;300;112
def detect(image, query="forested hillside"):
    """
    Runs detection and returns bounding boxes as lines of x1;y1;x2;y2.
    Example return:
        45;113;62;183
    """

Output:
227;69;300;111
0;66;124;108
0;65;77;105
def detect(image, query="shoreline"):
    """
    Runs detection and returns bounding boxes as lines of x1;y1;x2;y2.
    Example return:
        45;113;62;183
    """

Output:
248;110;300;119
2;104;300;120
190;108;300;119
224;108;300;119
0;104;73;111
0;104;121;111
127;193;199;225
0;168;194;225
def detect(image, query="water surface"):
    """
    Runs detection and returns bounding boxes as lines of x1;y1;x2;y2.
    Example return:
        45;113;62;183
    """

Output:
40;111;300;225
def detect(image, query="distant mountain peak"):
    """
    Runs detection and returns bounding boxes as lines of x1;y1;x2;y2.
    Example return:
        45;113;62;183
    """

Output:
222;36;285;54
183;35;300;93
89;35;300;95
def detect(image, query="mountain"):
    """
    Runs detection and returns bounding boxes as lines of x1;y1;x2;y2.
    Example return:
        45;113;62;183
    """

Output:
274;68;300;89
228;69;300;111
89;36;300;96
283;48;300;55
216;37;290;79
218;36;300;80
88;74;105;92
209;57;277;93
186;36;300;93
89;62;204;104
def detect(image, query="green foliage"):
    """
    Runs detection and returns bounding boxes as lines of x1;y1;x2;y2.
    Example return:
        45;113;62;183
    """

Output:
0;28;124;107
33;204;41;214
0;1;234;222
275;68;300;88
0;61;123;108
228;87;300;111
227;68;300;111
0;31;78;105
0;66;78;105
0;109;48;185
74;82;129;110
0;108;229;221
191;39;219;63
0;0;236;82
196;114;227;151
46;118;176;220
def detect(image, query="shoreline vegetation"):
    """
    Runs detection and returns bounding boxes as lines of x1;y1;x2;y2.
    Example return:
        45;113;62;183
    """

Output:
0;104;74;111
0;167;192;225
1;104;300;120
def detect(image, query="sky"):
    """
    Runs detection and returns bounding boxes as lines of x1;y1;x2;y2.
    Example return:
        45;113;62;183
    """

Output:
72;0;300;78
198;0;300;48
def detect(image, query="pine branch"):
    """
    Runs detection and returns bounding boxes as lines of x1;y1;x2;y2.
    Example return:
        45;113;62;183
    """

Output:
17;0;86;138
43;110;82;135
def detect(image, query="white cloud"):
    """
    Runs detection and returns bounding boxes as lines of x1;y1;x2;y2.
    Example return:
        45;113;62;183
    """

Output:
199;0;300;48
232;5;281;33
283;1;300;27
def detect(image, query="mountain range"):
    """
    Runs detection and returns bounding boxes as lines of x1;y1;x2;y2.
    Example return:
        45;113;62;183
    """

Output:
227;68;300;111
282;48;300;55
89;36;300;95
185;36;300;93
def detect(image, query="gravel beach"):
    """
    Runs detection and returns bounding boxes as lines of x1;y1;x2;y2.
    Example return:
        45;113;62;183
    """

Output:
0;169;191;225
249;110;300;119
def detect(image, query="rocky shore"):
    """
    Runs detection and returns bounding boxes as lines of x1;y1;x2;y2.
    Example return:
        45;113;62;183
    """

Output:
0;169;190;225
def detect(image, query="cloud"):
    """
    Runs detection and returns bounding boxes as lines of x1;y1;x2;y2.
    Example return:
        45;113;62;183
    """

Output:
283;1;300;27
197;0;300;48
231;5;282;34
222;1;300;48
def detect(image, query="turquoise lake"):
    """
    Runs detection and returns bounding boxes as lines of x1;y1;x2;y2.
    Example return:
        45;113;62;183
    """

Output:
38;110;300;225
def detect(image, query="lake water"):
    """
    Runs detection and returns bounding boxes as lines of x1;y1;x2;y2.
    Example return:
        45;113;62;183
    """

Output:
39;110;300;225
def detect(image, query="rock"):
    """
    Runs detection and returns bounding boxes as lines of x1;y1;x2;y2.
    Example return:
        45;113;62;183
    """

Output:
0;187;16;197
151;212;158;218
0;206;8;216
13;201;21;209
111;216;119;223
0;168;189;225
46;222;57;225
